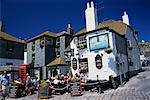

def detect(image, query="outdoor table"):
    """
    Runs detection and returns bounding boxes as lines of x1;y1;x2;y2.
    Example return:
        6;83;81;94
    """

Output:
9;83;19;98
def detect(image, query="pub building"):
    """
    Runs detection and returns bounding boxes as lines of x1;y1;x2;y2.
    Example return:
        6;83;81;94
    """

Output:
70;1;141;84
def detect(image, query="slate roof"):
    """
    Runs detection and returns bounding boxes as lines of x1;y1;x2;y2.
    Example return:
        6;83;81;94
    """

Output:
27;30;72;43
0;65;19;72
26;31;56;42
76;20;127;36
0;31;25;43
139;42;150;46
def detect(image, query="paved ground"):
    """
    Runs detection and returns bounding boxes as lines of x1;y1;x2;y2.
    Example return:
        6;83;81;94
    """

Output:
6;67;150;100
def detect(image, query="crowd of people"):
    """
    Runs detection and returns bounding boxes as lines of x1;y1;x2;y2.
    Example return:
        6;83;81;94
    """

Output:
0;70;97;99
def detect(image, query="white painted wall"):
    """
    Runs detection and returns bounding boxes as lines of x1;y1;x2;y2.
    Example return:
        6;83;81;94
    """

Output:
24;52;27;64
0;58;23;66
70;37;80;76
71;30;129;81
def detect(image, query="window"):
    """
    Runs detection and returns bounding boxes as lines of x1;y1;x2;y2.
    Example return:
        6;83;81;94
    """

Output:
32;41;35;50
6;41;14;52
79;58;88;73
72;58;77;70
56;38;60;47
95;55;102;69
6;63;13;65
71;49;74;56
46;37;53;46
127;40;132;47
78;35;87;50
40;37;45;47
32;53;35;63
56;47;60;56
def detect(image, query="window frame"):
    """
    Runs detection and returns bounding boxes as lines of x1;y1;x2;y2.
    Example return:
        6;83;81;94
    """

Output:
6;41;14;52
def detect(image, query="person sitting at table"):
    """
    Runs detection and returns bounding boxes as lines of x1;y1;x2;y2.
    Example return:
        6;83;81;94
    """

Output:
71;73;80;82
33;77;38;90
26;74;32;95
53;76;60;85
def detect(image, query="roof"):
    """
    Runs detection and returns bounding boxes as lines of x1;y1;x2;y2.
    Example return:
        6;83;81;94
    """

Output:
27;31;56;42
47;56;66;66
27;31;72;42
76;20;127;36
139;42;150;46
56;31;71;37
0;31;25;43
0;66;19;72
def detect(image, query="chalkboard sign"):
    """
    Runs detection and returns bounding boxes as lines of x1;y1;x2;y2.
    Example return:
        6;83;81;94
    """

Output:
70;82;82;96
38;82;49;99
9;86;18;98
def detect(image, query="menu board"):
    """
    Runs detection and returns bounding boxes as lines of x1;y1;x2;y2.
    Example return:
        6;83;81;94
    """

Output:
70;82;82;96
38;82;49;99
89;33;109;51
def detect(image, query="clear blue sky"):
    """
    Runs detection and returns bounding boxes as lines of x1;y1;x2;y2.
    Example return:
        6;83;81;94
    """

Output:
1;0;150;41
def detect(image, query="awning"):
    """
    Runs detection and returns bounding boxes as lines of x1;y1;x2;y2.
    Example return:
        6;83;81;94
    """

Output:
47;56;67;67
0;65;19;72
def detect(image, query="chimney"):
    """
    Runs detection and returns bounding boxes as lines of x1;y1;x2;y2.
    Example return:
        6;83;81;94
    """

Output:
85;1;98;32
67;24;73;35
122;11;130;25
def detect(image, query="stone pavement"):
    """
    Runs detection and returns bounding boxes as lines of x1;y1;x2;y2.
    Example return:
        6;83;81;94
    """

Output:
6;67;150;100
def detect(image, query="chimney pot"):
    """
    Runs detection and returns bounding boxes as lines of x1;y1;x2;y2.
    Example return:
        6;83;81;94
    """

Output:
87;2;90;8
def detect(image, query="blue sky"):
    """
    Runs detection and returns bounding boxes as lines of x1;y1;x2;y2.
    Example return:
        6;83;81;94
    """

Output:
1;0;150;41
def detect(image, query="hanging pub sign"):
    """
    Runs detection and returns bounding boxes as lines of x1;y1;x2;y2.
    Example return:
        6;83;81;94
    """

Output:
89;33;109;51
72;58;77;70
95;55;102;69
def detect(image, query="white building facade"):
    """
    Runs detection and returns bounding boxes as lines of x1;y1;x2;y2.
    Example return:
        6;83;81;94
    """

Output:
70;1;141;84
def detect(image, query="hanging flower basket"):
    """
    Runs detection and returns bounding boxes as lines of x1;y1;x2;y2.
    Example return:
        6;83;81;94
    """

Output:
128;46;133;50
105;48;112;54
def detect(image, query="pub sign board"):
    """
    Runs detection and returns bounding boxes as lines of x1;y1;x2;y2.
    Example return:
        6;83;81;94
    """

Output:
38;82;49;99
70;81;82;96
